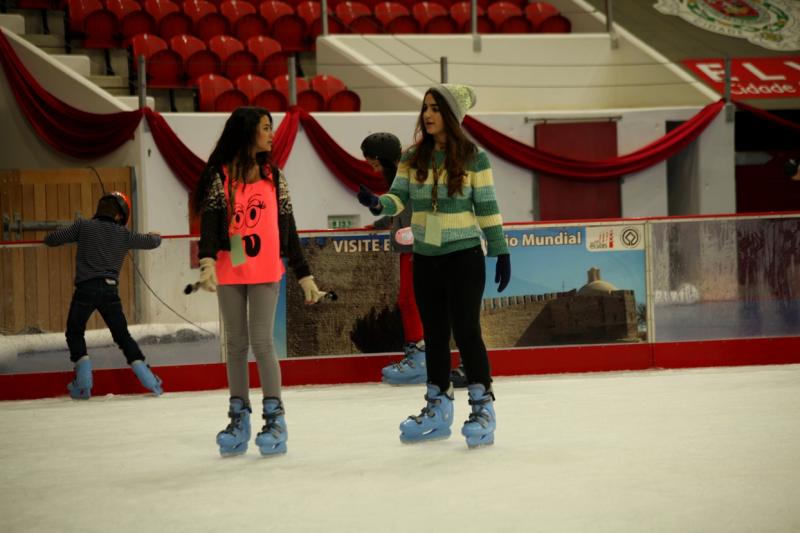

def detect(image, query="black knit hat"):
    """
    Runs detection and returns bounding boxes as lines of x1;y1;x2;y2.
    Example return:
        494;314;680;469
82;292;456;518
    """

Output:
360;132;402;164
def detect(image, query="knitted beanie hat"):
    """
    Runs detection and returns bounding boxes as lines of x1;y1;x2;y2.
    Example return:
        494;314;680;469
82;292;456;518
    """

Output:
431;83;477;123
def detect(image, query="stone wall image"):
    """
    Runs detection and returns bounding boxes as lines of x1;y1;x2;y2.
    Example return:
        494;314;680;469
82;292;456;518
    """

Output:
286;235;402;357
287;242;642;356
481;290;640;348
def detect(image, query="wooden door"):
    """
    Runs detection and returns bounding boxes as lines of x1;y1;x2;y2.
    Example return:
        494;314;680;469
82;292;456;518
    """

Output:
0;168;135;335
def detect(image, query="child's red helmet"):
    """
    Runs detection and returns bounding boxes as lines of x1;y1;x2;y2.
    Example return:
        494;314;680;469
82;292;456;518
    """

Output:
105;191;131;225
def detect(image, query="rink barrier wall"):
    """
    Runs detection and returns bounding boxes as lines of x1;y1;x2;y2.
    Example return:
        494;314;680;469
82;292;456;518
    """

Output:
2;337;799;401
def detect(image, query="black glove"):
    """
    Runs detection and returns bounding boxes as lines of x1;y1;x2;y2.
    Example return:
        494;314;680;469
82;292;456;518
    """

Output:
357;184;382;214
495;254;511;293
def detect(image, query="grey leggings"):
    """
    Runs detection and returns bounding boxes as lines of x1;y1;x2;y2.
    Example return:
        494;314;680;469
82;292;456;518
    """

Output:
217;283;281;404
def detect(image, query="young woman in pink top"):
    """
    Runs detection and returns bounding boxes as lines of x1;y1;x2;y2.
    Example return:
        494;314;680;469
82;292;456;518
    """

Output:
193;107;328;457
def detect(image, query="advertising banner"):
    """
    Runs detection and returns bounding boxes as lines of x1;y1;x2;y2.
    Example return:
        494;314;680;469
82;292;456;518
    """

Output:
279;223;648;358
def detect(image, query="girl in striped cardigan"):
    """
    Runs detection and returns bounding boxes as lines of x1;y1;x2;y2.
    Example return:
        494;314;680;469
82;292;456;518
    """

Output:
358;84;511;448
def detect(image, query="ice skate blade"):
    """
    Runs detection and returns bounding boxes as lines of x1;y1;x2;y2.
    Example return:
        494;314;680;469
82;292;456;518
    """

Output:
258;443;287;457
465;435;494;449
399;428;452;443
219;443;248;457
382;376;427;386
67;383;91;400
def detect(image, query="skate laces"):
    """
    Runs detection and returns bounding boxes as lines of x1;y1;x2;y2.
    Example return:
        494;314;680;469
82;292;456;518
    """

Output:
409;393;445;423
223;408;249;434
466;396;492;427
261;406;285;437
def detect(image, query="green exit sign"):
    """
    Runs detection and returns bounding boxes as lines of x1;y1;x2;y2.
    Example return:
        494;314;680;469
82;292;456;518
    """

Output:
328;215;358;229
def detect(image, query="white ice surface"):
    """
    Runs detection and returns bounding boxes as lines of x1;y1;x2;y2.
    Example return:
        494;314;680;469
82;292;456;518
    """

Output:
2;365;800;533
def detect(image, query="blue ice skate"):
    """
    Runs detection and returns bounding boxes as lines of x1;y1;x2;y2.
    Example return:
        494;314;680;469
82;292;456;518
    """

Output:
461;384;495;448
382;342;427;385
131;360;163;395
217;397;251;457
254;398;288;456
67;356;92;400
399;384;453;443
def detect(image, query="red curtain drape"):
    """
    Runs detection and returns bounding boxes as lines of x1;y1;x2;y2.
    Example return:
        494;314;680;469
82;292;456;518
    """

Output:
143;108;204;191
0;30;142;158
463;99;725;180
297;108;387;193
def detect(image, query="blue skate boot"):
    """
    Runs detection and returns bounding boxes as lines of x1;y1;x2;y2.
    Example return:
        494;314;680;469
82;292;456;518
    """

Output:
399;384;454;443
382;342;427;385
216;397;251;457
67;356;92;400
131;360;163;395
254;397;288;456
461;384;496;448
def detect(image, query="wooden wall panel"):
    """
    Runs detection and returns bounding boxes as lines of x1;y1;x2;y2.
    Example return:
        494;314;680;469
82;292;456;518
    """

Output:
0;168;134;335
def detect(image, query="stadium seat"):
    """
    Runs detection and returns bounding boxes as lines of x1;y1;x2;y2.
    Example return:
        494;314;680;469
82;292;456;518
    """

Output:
184;0;229;41
411;1;457;33
261;1;308;52
66;0;103;36
272;73;309;96
335;1;380;33
234;73;272;103
297;0;346;49
80;2;117;48
487;1;530;33
296;89;326;112
170;33;221;84
219;0;268;41
208;34;259;79
246;35;288;80
253;88;288;111
310;73;346;104
144;0;192;39
196;73;243;111
131;33;182;87
373;1;419;33
523;1;556;30
326;89;360;111
449;1;493;32
107;0;156;45
538;13;571;33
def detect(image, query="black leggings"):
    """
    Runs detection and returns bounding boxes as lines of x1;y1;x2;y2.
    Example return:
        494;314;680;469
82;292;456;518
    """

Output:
413;246;491;392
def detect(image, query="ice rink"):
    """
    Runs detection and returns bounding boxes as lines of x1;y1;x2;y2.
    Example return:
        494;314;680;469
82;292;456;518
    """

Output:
2;364;799;533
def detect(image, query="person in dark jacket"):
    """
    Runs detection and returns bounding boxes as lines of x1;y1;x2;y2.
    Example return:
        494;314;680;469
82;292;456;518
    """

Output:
193;106;328;457
44;191;163;400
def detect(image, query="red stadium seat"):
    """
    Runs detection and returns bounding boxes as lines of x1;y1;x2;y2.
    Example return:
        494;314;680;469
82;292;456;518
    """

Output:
246;35;288;79
297;1;346;49
261;1;308;52
272;73;309;95
214;87;249;111
196;73;237;110
208;34;259;79
170;33;221;84
131;33;182;87
184;0;229;41
107;0;156;45
144;0;192;39
81;3;118;48
326;89;360;111
374;2;419;33
234;73;272;103
296;89;326;112
310;73;346;104
487;1;530;33
538;13;571;33
253;88;288;111
411;1;456;33
219;0;268;41
449;1;493;32
335;1;380;33
523;1;556;30
66;0;102;35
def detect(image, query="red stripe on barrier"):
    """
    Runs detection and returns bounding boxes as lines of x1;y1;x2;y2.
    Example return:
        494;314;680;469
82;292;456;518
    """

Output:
1;337;799;401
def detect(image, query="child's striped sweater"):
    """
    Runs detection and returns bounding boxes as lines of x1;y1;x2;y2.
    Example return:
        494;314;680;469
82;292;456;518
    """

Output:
378;148;508;257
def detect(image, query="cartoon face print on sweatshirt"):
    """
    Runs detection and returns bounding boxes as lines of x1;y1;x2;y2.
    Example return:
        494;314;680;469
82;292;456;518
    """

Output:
230;192;267;259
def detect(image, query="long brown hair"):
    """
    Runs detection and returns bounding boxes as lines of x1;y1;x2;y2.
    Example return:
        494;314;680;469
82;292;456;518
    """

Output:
407;89;477;197
194;106;273;216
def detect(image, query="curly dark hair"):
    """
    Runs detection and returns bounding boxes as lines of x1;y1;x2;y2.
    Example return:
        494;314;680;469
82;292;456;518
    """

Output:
407;89;477;197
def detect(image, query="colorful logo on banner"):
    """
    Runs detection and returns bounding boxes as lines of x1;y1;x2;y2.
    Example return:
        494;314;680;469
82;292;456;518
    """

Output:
654;0;800;51
682;56;800;98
